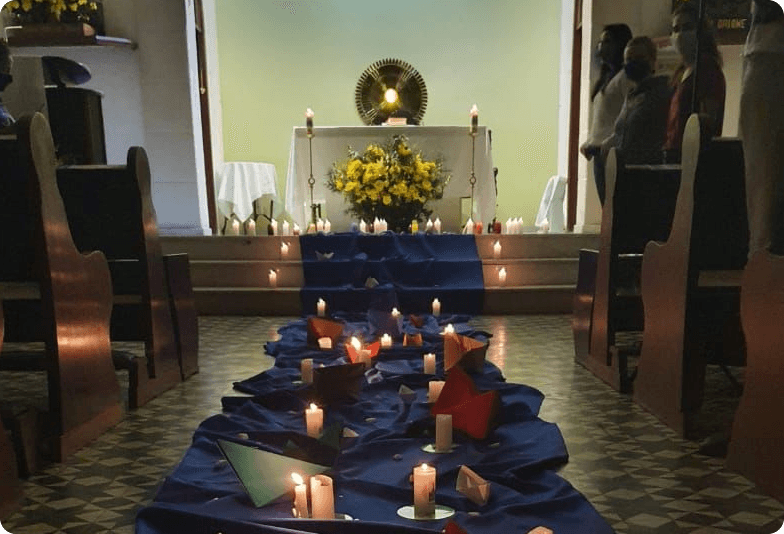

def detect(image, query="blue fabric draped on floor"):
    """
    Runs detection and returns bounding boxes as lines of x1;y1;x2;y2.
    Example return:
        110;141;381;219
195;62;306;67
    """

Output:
135;314;613;534
298;233;484;315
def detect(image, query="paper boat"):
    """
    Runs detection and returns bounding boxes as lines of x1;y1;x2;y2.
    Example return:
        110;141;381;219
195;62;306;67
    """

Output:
444;332;488;373
307;317;344;347
456;465;490;505
431;366;499;439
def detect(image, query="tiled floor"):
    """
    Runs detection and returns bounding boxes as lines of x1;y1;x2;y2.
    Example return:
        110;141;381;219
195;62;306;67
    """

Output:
1;315;783;534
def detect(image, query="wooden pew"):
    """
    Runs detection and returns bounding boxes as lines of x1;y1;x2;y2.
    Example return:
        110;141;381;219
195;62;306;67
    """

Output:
633;115;748;437
0;301;23;520
726;250;784;502
0;113;123;461
55;147;198;408
575;149;680;392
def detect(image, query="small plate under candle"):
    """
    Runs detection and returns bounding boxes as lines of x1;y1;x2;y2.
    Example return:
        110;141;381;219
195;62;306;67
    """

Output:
397;505;455;521
291;380;304;385
421;443;458;454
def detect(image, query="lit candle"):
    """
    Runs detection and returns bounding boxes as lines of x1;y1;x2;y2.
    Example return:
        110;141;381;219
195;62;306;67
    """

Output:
413;463;436;518
269;269;278;288
310;474;335;519
432;298;441;317
282;220;291;236
426;219;434;233
307;223;316;234
474;221;483;235
293;223;301;236
247;218;256;236
493;240;501;259
301;358;313;383
305;403;323;438
316;219;324;232
428;380;445;403
444;324;455;334
381;333;392;349
423;353;436;374
464;218;474;235
359;220;367;233
292;473;309;518
434;217;442;234
435;414;452;452
317;337;332;350
306;108;314;137
231;218;240;236
324;219;331;233
391;307;401;319
498;267;507;285
271;219;278;236
470;104;479;135
505;218;512;235
317;298;326;317
281;241;289;257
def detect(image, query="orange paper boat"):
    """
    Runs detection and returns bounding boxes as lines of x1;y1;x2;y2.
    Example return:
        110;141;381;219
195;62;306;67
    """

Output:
344;340;381;364
431;366;499;439
307;317;344;347
444;332;488;373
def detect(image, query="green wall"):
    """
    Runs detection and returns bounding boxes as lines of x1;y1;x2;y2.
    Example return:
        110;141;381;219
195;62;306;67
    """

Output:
215;0;562;225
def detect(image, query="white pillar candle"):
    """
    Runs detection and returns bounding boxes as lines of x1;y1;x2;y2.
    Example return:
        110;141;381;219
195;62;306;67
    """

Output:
413;464;436;518
282;220;291;236
432;298;441;317
380;333;392;349
435;414;452;452
391;307;401;319
423;353;436;374
434;217;442;234
292;473;309;518
293;223;301;236
301;358;313;383
231;218;240;235
426;219;433;232
310;474;335;519
316;219;324;232
498;267;507;285
305;403;323;438
247;218;256;236
516;217;524;234
317;298;326;317
269;270;278;288
359;349;372;367
464;218;474;235
307;223;316;234
317;337;332;350
493;240;501;259
281;241;289;257
359;220;367;233
324;219;331;233
428;381;445;403
444;324;455;335
271;219;278;236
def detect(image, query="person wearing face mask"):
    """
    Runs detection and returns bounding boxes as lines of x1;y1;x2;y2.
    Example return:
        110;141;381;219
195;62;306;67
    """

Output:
0;40;14;128
663;3;725;163
580;24;633;205
741;0;784;255
600;37;672;167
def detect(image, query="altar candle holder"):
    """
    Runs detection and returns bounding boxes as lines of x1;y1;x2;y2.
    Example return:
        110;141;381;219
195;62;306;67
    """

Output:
306;108;320;225
468;104;478;226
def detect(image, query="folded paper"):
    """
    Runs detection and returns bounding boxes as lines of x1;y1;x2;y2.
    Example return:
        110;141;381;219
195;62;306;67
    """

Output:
431;366;499;439
443;332;488;373
345;340;380;364
368;308;403;337
404;333;423;347
443;521;470;534
315;251;334;261
312;362;366;404
365;277;379;288
307;317;344;347
398;384;417;403
456;465;490;505
409;314;426;328
341;427;359;438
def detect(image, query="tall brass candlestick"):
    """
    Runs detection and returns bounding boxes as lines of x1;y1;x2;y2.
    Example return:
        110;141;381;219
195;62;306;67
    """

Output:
468;104;478;224
305;108;319;224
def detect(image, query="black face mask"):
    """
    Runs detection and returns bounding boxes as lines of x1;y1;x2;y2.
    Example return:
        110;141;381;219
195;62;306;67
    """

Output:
623;61;650;82
0;73;13;92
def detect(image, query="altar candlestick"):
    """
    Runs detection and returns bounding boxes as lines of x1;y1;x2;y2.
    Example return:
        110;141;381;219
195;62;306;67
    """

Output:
413;464;436;518
292;473;309;518
493;241;501;259
381;333;392;349
231;218;240;236
310;474;335;519
301;358;313;383
269;270;278;288
317;337;332;350
423;353;436;374
247;218;256;236
305;403;323;438
470;104;479;136
293;223;301;236
432;298;441;317
498;267;507;285
282;220;291;236
428;380;445;403
434;217;442;234
435;414;452;452
281;241;289;258
306;108;314;137
317;298;326;317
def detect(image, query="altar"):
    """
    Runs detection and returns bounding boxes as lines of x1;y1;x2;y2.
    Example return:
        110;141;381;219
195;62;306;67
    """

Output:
285;126;496;232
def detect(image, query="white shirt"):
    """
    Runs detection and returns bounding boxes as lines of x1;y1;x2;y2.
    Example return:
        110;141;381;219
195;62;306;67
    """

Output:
586;70;634;146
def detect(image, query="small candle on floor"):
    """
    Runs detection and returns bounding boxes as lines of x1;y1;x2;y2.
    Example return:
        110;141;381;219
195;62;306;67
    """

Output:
292;473;309;518
293;223;301;236
423;353;436;374
391;307;401;319
317;337;332;350
493;240;501;259
498;267;507;285
281;241;289;257
305;403;323;438
432;298;441;317
301;358;313;383
269;270;278;288
317;298;326;317
310;474;335;519
444;324;455;335
428;380;445;403
282;220;291;236
413;463;436;518
435;414;452;452
381;333;392;349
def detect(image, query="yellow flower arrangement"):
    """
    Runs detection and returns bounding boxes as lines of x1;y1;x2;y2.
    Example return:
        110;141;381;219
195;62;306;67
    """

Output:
4;0;100;25
328;135;449;231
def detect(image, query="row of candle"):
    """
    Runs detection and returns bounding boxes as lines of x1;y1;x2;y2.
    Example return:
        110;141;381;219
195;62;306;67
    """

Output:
314;300;441;317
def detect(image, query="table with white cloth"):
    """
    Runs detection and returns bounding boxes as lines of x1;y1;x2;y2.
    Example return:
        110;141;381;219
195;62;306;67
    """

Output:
217;162;279;223
285;126;495;232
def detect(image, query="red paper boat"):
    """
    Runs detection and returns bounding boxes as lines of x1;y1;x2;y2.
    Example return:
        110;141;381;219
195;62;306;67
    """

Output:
442;521;470;534
345;340;381;364
403;333;423;347
443;332;488;373
306;317;344;347
431;366;499;439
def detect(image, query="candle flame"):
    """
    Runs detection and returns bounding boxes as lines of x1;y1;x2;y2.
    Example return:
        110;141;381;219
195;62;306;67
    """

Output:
306;108;314;118
350;337;362;350
391;307;399;315
318;298;325;305
444;324;455;334
309;403;317;411
421;463;430;470
470;104;478;116
292;472;304;485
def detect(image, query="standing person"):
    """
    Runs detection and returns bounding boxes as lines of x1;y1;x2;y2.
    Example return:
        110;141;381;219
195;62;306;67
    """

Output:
581;24;633;205
663;3;726;163
0;40;14;128
741;0;784;255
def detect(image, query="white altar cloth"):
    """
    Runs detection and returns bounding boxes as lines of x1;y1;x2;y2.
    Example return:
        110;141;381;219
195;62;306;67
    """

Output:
217;162;278;222
285;126;495;231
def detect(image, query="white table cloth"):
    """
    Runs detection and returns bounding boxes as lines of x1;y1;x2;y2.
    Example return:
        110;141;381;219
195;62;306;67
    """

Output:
217;162;278;222
285;126;495;232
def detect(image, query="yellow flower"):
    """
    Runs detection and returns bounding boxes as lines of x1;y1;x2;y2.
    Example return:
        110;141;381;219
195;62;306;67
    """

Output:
344;180;358;192
382;195;392;205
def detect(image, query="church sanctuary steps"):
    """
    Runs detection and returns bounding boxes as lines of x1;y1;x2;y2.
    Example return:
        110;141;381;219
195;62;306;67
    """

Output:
161;233;598;316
